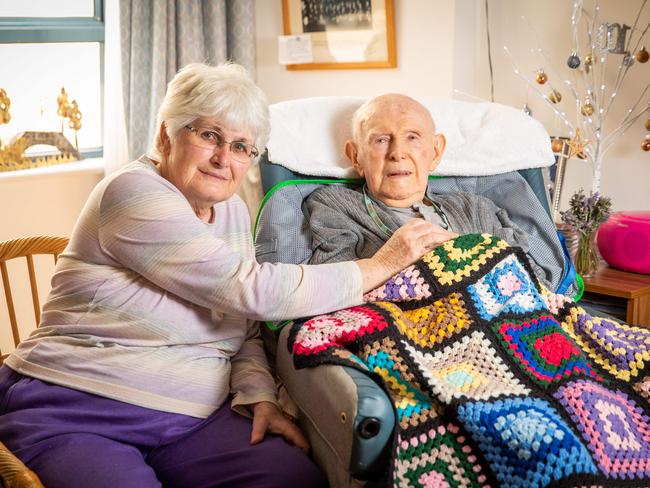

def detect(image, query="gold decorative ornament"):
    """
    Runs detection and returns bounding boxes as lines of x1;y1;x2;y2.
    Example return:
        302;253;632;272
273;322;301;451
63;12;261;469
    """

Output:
57;87;70;134
0;131;82;172
581;98;595;116
643;136;650;152
68;100;82;150
567;128;589;159
551;138;564;153
56;87;70;118
645;118;650;131
0;88;10;125
535;70;548;84
584;53;594;73
548;89;562;104
67;100;82;131
636;46;649;63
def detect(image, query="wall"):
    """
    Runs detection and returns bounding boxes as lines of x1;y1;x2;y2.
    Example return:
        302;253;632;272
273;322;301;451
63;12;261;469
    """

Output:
256;0;650;211
255;0;456;102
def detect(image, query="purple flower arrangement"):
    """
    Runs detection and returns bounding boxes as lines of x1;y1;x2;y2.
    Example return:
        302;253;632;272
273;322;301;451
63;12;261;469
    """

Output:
560;189;612;236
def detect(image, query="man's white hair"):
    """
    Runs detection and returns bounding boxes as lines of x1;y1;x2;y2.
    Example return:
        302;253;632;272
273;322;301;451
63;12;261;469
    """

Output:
150;62;270;161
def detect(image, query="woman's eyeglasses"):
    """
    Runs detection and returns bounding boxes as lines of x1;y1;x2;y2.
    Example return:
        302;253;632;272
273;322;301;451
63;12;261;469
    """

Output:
184;125;259;163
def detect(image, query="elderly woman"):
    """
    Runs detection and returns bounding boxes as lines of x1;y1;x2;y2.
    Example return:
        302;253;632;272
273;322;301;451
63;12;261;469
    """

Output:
306;93;554;288
0;65;442;488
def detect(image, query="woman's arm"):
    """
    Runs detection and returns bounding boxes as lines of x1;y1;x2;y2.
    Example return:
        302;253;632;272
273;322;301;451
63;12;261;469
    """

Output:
97;170;440;322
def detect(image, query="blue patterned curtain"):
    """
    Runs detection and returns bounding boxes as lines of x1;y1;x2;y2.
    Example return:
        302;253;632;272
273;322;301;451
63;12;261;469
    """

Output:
119;0;256;160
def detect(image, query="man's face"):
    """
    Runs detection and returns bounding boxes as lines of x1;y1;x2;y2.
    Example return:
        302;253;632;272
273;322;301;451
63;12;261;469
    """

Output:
347;97;445;208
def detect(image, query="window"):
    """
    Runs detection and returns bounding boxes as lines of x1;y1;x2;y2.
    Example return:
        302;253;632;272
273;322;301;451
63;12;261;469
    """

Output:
0;0;104;160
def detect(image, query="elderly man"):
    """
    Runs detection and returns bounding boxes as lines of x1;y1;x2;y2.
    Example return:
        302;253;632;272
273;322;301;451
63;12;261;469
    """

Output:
305;93;553;288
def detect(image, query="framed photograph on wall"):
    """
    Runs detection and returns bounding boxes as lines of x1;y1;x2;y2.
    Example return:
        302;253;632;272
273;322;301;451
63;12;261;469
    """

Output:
281;0;396;70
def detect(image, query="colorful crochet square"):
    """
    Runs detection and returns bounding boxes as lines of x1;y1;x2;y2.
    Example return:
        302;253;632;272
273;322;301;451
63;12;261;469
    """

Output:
561;306;650;381
457;397;597;487
363;264;431;303
291;305;388;356
468;254;547;321
393;422;492;488
401;292;473;348
422;233;509;286
362;337;439;430
554;379;650;479
494;314;602;385
403;330;530;403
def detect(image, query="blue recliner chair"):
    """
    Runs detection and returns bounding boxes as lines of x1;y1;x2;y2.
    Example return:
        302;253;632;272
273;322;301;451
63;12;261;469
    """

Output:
254;97;579;487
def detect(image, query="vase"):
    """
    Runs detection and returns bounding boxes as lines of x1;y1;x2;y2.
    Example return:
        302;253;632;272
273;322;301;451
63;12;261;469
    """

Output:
574;229;600;277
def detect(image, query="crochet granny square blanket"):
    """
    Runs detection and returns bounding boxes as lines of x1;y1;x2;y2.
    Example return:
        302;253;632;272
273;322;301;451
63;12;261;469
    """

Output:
288;234;650;488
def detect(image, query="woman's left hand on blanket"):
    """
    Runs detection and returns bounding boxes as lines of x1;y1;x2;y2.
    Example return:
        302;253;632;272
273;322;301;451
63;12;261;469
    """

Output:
250;401;310;453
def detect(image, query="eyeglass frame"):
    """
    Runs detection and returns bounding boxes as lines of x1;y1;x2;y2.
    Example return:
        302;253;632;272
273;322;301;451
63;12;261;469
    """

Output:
183;124;260;163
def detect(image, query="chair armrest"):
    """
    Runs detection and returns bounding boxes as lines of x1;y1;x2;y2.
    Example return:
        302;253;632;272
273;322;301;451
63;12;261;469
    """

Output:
276;326;394;485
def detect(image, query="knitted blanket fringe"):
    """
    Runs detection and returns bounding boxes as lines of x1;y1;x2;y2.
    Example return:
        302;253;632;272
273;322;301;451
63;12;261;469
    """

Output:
288;234;650;488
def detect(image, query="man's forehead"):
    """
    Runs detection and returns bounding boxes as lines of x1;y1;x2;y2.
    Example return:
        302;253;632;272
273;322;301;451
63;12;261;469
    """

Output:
361;101;435;131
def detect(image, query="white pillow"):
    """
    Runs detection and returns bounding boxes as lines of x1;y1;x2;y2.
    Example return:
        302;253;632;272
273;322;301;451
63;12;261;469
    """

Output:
267;96;554;178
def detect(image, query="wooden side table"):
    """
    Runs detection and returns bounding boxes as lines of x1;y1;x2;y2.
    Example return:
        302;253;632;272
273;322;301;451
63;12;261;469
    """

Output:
582;265;650;327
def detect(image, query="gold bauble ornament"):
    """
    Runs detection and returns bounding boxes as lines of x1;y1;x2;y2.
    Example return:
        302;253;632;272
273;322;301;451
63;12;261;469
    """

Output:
645;118;650;131
548;89;562;104
581;102;594;116
551;139;564;153
535;70;548;84
584;54;594;74
643;137;650;152
636;46;649;63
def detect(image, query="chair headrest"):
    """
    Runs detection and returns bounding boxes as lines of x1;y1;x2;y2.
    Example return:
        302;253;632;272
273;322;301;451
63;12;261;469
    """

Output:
267;96;554;179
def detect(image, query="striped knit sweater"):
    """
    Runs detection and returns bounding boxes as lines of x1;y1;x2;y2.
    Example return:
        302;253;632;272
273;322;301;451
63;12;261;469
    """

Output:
7;157;362;418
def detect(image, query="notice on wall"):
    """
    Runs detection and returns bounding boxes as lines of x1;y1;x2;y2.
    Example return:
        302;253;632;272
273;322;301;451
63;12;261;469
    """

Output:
278;35;313;65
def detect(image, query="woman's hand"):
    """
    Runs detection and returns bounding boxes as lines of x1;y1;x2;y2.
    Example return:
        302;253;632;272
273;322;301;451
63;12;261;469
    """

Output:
356;219;459;292
250;401;310;453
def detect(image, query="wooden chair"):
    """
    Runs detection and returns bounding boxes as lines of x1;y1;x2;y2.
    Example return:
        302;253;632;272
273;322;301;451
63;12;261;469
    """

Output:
0;236;69;488
1;236;68;363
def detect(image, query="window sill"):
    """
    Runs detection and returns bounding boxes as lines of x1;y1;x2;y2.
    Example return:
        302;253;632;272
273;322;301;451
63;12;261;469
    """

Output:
0;157;104;182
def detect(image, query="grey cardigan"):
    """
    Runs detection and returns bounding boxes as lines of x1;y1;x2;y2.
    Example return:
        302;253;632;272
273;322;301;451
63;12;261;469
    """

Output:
305;185;551;288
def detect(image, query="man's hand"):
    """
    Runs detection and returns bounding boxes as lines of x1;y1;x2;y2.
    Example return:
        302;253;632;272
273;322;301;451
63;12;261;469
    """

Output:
357;220;459;292
250;401;310;453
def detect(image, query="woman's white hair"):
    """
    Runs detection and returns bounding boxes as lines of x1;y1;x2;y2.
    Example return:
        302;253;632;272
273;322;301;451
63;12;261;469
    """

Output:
150;62;270;161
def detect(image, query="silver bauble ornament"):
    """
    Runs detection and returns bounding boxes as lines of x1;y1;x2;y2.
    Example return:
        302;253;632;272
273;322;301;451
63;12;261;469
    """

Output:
567;54;581;69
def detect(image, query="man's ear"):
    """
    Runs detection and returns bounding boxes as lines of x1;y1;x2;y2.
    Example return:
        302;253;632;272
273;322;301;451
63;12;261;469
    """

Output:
159;122;171;156
345;139;364;177
429;133;447;171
